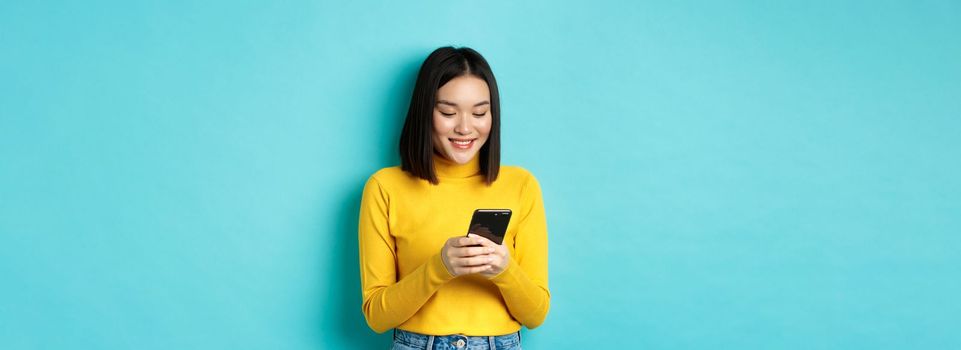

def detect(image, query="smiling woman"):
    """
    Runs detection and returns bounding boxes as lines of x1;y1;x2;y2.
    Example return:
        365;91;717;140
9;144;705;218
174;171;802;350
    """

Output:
432;76;492;165
398;47;502;186
358;47;550;350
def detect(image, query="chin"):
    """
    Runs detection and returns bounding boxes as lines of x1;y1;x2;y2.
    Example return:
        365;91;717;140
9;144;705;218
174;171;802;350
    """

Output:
445;149;478;164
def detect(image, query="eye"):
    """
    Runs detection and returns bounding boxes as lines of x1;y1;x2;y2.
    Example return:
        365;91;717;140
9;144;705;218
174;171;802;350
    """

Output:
472;111;487;117
440;111;455;117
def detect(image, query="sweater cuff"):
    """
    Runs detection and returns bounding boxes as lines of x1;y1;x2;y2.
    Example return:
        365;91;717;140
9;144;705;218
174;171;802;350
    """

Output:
428;252;456;284
489;257;521;287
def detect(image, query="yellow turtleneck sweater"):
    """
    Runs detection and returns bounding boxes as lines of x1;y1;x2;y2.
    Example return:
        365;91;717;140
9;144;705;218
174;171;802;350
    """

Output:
358;153;550;336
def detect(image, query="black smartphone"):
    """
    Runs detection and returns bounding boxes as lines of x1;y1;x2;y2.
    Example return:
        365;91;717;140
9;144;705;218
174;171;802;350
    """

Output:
465;209;512;245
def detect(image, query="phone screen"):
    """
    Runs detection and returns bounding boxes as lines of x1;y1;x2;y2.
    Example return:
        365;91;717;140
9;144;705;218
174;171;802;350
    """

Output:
466;209;512;245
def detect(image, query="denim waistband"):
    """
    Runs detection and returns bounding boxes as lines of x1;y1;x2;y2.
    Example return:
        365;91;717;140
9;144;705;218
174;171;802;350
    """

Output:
392;328;521;349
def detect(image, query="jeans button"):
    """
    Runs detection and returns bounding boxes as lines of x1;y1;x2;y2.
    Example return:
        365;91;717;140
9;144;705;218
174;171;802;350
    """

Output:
455;339;465;347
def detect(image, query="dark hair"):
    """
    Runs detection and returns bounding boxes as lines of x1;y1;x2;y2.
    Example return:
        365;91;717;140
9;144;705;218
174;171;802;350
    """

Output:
399;46;501;185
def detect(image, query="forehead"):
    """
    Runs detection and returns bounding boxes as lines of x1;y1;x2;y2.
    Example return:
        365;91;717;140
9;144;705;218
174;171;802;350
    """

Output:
436;75;490;104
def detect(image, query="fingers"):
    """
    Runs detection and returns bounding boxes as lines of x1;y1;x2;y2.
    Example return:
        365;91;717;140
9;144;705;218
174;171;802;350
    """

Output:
468;234;504;256
443;234;505;277
471;265;493;273
449;245;494;258
451;236;481;248
469;234;498;248
454;255;494;267
459;265;493;275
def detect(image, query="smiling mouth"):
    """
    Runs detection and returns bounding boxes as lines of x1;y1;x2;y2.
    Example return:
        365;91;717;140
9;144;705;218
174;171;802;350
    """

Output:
449;138;476;150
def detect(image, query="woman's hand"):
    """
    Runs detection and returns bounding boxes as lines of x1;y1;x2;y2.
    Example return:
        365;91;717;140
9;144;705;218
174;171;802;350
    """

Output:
471;234;510;279
440;234;510;278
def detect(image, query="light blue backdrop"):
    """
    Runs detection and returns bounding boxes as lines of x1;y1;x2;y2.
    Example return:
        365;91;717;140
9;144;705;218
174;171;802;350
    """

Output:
2;1;959;349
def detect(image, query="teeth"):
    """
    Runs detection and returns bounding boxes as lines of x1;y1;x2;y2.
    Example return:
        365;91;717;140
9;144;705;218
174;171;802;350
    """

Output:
452;139;472;145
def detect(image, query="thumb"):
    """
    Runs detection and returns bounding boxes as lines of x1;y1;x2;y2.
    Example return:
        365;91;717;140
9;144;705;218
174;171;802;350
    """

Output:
469;234;497;248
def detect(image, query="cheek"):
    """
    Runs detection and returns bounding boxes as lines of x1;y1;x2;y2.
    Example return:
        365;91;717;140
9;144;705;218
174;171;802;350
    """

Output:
476;117;493;137
432;114;452;134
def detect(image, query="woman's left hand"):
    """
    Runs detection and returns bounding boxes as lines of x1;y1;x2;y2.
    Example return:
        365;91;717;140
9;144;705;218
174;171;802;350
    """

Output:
468;234;511;279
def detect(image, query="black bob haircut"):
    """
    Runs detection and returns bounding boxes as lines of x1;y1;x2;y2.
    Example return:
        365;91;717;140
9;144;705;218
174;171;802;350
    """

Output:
399;46;501;185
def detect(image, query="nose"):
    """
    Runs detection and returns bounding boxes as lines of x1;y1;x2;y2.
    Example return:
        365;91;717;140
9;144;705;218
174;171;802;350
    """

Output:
454;114;472;135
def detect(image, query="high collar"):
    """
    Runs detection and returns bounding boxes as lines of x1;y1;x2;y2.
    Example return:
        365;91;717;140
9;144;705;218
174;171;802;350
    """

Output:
433;152;481;179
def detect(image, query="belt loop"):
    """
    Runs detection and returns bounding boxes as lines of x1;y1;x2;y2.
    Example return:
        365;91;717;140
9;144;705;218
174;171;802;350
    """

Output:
488;335;496;349
426;335;434;350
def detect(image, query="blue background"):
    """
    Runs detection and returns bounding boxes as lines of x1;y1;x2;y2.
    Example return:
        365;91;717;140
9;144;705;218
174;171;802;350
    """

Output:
2;1;959;349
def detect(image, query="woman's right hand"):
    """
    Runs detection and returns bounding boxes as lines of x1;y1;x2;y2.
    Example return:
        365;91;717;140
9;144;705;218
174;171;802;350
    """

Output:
441;234;496;277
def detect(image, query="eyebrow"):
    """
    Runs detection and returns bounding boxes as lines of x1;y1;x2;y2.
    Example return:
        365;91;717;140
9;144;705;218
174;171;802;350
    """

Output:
436;100;490;107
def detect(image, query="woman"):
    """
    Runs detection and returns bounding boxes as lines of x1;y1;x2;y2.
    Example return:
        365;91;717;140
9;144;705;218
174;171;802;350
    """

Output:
359;46;550;350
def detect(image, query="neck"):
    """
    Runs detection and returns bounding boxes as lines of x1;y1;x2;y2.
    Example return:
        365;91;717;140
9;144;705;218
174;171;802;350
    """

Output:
433;152;481;179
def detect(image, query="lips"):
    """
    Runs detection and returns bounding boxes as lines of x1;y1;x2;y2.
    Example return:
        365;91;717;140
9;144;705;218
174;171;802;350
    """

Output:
449;138;476;150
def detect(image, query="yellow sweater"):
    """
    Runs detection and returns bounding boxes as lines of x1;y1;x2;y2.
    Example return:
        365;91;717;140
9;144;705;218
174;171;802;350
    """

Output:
358;153;550;336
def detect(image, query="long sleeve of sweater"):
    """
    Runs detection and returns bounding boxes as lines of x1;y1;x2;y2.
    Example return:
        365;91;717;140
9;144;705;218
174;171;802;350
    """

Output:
489;175;551;328
357;177;455;333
